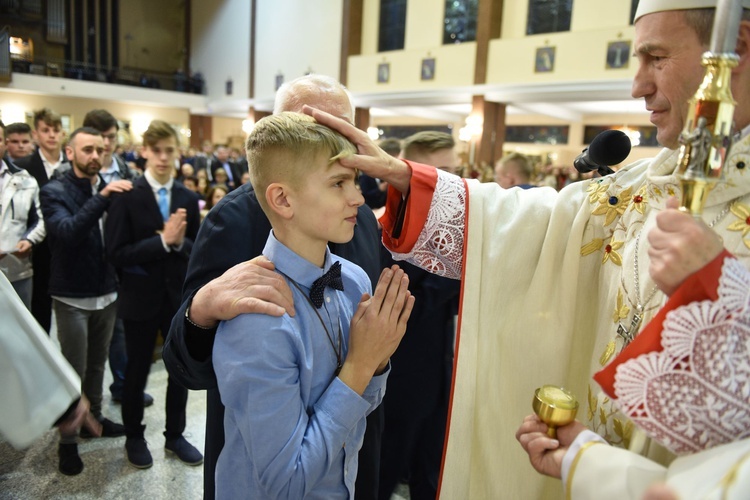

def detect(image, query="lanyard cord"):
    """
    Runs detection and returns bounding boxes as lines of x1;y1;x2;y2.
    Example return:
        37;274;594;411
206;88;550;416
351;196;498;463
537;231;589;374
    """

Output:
281;272;344;375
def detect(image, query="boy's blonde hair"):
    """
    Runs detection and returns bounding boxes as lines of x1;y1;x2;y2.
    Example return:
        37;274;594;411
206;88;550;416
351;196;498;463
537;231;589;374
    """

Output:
245;112;356;212
143;120;180;148
33;107;62;130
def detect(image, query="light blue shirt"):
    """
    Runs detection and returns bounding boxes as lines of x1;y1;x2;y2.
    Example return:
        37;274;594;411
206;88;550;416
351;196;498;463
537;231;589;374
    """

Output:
214;231;388;499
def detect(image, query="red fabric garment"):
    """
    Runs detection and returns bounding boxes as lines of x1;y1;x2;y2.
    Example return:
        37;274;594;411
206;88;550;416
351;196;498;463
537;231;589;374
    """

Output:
593;249;733;398
380;161;438;253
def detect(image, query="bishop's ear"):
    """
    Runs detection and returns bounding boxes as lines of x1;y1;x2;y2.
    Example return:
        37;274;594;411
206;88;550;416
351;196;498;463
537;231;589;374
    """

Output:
265;183;294;219
736;19;750;69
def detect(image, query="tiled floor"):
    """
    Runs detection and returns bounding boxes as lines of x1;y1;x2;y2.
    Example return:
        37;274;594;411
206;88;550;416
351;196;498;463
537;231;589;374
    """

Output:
0;339;410;500
0;360;206;500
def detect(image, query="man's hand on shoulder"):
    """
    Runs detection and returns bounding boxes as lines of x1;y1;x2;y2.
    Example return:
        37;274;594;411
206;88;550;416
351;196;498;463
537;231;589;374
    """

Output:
100;179;133;197
187;256;296;329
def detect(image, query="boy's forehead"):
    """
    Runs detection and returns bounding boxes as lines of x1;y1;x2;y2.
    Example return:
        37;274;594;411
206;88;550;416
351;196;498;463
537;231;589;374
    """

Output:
147;137;178;149
37;121;61;131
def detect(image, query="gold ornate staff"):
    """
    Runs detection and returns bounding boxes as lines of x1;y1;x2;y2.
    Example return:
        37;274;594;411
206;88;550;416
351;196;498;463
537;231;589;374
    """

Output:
677;0;743;216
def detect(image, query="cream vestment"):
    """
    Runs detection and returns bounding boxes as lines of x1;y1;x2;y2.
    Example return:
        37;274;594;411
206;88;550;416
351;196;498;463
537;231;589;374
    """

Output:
0;272;80;449
381;133;750;498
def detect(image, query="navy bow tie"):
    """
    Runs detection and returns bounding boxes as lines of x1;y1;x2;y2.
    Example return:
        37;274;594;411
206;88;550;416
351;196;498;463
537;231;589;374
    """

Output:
310;262;344;308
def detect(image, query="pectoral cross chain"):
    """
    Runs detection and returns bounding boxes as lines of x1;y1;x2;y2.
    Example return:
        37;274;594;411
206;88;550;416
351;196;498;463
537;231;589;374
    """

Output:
617;312;642;346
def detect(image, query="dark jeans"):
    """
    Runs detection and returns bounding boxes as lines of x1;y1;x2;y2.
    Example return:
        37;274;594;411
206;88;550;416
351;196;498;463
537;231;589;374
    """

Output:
122;310;187;440
54;299;117;425
108;318;127;398
30;243;52;333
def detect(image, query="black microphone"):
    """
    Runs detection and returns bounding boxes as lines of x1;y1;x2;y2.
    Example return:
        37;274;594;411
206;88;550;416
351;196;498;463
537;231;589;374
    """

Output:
574;129;632;177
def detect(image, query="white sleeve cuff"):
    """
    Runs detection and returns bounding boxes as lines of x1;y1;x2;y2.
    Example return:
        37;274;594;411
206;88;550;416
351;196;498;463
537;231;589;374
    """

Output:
561;430;607;487
160;234;171;252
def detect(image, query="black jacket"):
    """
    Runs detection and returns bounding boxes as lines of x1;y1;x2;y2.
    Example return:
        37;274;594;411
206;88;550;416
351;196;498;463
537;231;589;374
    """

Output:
40;169;118;298
14;147;69;189
111;155;140;181
105;177;200;320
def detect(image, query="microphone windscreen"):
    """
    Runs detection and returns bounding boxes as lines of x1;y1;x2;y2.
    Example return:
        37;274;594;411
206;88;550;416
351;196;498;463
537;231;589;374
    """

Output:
589;129;632;166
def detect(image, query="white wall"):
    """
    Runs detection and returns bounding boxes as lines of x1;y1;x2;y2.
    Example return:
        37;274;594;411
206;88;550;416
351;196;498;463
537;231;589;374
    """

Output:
190;0;252;112
254;0;344;108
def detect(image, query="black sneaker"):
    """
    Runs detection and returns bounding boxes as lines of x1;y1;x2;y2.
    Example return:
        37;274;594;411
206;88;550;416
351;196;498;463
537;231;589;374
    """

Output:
125;437;153;469
164;436;203;466
111;393;155;408
58;443;83;476
81;417;126;438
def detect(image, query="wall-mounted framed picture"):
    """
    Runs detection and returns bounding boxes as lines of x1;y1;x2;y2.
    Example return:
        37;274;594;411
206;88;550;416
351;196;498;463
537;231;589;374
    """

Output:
421;57;435;81
606;40;631;69
377;62;390;83
534;46;556;73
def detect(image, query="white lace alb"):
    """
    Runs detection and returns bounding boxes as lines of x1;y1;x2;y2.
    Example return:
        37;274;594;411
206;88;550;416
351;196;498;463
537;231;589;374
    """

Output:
390;169;466;280
613;257;750;455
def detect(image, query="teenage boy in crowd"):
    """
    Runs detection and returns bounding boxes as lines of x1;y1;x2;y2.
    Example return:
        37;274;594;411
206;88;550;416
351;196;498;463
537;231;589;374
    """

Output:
16;108;69;333
105;120;202;469
0;121;45;310
3;122;34;166
213;112;413;498
82;109;152;409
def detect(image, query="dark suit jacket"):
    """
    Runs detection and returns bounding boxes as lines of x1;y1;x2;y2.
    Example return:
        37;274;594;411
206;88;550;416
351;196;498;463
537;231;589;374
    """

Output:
381;250;459;420
192;154;213;175
210;159;242;189
14;147;68;189
360;174;387;209
105;176;201;321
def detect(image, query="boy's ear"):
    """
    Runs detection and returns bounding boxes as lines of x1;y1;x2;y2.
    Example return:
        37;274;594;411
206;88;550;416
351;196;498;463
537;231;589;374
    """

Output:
265;182;293;219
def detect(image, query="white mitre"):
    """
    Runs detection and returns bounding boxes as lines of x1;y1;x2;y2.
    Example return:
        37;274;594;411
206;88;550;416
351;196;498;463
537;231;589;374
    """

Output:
635;0;750;22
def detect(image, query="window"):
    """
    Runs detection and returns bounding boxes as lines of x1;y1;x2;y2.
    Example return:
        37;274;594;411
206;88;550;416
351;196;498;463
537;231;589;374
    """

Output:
379;0;407;52
377;124;453;139
526;0;573;36
443;0;478;44
584;125;659;147
505;125;569;145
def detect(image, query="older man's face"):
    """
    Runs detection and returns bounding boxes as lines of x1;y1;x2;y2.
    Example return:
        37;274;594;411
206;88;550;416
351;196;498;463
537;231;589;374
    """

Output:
631;11;707;149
